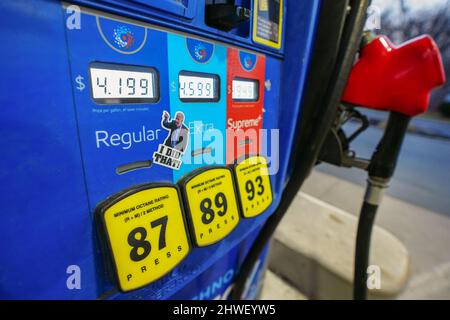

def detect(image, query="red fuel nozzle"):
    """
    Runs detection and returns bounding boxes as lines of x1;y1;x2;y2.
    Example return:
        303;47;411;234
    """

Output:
346;34;446;301
342;34;446;117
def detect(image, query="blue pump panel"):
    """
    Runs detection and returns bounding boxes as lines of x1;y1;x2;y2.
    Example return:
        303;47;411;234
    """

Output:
0;0;320;299
76;0;197;19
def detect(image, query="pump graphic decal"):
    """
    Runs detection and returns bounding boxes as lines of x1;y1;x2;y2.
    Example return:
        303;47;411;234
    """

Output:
96;17;147;54
152;111;190;170
114;111;189;173
253;0;284;49
186;38;214;63
113;26;135;49
239;51;257;71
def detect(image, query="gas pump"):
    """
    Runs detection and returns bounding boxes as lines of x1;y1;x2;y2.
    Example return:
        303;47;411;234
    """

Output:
3;0;442;301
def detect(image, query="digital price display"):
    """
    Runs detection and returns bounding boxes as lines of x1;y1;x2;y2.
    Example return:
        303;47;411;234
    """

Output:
232;78;259;102
179;71;219;102
89;62;159;104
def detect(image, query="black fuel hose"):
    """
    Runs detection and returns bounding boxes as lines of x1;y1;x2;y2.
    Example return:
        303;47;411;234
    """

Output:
353;112;410;300
353;201;378;299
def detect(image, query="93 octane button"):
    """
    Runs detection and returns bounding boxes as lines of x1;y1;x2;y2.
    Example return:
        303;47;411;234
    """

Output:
234;156;273;218
180;167;241;247
96;184;190;292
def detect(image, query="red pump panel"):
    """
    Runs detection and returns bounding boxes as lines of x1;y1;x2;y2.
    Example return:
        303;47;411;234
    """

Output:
342;35;446;117
226;49;265;163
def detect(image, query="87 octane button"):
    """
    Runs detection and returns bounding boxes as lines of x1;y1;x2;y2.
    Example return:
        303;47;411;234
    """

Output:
180;167;241;247
234;156;273;218
95;184;190;292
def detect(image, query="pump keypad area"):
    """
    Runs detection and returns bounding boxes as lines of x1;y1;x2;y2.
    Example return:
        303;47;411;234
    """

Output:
96;184;190;292
181;167;240;247
234;156;273;218
96;156;273;292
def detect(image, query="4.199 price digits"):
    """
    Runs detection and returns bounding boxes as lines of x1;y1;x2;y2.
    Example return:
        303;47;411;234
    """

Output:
96;76;149;97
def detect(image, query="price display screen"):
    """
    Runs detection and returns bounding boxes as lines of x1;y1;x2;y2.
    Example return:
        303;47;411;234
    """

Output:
232;78;259;102
179;71;219;102
89;62;159;104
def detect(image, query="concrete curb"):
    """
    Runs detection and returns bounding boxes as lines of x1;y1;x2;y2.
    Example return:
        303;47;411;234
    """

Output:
268;192;410;300
260;270;308;300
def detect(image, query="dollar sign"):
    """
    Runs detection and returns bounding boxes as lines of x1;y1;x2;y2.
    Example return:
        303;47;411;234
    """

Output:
171;81;176;92
75;75;85;91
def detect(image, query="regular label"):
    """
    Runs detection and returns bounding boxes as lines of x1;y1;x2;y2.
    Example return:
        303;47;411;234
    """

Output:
234;156;273;218
97;185;190;292
253;0;283;49
181;168;240;247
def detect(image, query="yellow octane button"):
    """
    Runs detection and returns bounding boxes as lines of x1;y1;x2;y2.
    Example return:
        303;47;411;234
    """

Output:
234;156;273;218
96;184;190;292
181;167;241;247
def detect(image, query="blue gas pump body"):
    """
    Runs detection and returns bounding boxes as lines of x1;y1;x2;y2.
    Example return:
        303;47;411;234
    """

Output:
0;0;320;299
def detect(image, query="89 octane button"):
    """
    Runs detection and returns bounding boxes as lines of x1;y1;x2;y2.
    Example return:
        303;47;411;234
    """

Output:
180;167;241;247
95;184;190;292
234;156;273;218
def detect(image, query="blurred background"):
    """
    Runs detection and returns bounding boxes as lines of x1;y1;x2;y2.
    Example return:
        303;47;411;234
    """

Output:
262;0;450;300
372;0;450;118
